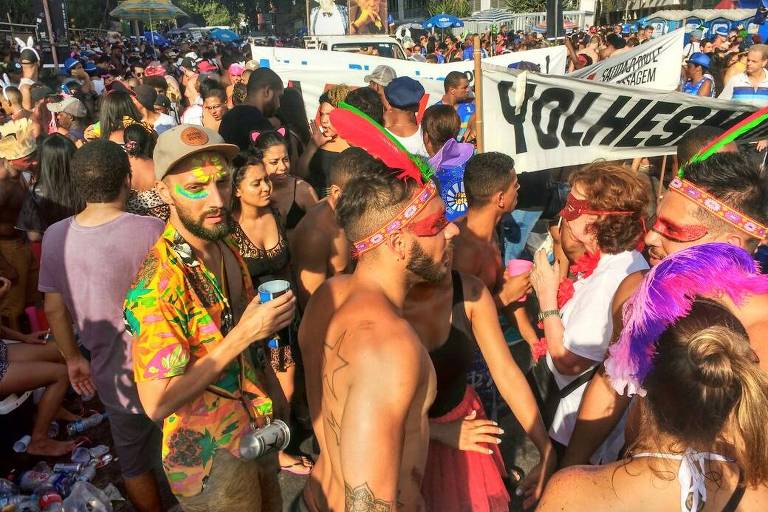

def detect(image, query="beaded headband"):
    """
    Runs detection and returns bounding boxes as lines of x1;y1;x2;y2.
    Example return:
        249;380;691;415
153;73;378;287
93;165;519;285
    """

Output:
668;177;768;240
352;181;437;257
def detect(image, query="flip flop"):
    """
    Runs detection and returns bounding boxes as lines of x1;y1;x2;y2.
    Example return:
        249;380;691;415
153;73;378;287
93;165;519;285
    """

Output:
280;455;314;476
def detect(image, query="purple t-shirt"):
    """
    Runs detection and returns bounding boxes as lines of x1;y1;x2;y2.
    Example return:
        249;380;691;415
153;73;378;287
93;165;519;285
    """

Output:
39;213;164;413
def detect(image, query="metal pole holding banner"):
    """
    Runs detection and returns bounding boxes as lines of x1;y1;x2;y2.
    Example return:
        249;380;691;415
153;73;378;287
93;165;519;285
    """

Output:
658;155;668;201
41;0;59;70
473;34;484;153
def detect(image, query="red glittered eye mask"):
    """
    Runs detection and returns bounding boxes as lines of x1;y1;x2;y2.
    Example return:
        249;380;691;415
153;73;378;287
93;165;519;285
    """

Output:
407;210;449;237
561;192;634;222
651;216;709;243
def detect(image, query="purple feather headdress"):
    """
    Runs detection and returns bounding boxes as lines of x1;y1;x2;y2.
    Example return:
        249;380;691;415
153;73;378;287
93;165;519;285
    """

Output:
605;243;768;397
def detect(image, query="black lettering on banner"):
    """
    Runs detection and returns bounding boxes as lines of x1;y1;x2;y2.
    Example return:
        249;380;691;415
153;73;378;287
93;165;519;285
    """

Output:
532;88;574;150
600;46;664;82
582;96;652;146
497;80;537;154
647;106;712;146
561;92;600;146
616;100;679;147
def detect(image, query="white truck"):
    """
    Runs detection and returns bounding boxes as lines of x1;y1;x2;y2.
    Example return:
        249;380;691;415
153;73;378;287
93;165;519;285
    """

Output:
302;35;407;59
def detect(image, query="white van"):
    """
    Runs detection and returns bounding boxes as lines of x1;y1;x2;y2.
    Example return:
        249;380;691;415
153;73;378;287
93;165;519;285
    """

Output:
303;35;406;59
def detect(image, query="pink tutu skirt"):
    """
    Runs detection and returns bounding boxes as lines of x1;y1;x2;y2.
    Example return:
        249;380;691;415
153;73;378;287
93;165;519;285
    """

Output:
422;386;510;512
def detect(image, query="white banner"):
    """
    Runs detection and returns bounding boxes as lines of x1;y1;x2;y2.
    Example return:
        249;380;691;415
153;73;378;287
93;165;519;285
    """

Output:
570;29;685;90
482;64;760;172
251;45;566;118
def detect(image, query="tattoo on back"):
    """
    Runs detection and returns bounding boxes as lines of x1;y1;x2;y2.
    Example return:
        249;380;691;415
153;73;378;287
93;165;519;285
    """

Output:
345;482;394;512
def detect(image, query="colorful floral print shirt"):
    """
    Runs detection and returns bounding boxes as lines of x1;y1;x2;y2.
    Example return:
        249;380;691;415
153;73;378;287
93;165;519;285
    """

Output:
124;223;273;497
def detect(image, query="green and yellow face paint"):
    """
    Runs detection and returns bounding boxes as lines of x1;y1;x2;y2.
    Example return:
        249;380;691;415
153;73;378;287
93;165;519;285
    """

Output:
173;153;231;201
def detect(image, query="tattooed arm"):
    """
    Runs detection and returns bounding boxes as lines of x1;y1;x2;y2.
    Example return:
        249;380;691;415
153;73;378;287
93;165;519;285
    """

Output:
340;323;422;511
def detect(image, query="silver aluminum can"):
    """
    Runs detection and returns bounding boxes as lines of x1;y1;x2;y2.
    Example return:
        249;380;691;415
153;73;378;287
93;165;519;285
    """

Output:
239;419;290;460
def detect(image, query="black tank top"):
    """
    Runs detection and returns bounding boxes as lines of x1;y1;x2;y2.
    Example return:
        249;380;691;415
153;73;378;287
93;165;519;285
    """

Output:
428;271;477;418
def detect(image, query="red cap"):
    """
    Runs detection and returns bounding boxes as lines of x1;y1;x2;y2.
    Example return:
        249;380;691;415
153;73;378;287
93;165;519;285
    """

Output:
198;60;217;73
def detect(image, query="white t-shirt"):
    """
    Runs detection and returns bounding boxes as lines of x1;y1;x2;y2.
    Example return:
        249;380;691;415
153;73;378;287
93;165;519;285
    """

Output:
547;250;649;449
181;104;203;126
388;126;428;158
153;113;178;134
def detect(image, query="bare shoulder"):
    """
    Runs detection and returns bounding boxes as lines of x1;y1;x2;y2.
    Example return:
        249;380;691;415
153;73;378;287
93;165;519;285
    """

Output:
457;271;488;303
612;270;648;309
296;178;319;202
538;465;617;511
334;293;424;365
292;201;332;238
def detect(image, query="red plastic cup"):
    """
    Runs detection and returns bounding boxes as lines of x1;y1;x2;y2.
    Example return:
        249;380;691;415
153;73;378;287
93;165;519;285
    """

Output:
506;259;534;303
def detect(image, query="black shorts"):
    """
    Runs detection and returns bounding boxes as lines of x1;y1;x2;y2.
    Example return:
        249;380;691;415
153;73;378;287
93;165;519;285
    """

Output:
106;409;163;479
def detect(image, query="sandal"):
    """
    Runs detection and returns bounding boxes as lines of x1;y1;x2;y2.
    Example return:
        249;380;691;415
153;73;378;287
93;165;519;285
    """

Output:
280;454;314;476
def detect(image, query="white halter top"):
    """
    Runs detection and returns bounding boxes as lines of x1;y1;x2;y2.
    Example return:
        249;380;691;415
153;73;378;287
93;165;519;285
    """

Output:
633;448;736;512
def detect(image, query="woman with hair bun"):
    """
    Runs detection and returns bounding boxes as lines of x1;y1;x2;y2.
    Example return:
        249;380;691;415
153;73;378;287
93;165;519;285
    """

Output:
538;298;768;511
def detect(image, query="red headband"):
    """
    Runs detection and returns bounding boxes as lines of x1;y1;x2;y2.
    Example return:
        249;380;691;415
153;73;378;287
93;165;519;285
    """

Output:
669;178;768;240
352;181;438;257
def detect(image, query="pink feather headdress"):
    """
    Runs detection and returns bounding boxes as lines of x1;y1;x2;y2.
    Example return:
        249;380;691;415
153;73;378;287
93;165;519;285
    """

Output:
605;242;768;396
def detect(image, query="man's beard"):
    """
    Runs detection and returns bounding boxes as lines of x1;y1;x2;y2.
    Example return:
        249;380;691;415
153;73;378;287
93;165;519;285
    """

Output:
176;205;233;241
406;240;450;285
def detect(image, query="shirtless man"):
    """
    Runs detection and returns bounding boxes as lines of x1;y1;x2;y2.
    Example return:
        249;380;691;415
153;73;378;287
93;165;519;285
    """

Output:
451;152;537;348
298;168;456;511
0;119;37;329
289;147;376;309
563;150;768;467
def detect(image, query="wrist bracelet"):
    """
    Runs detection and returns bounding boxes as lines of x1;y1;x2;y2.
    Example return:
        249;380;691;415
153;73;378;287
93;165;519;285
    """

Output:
537;309;560;321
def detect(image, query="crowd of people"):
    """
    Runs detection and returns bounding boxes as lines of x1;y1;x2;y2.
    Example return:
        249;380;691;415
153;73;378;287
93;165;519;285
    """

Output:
1;23;768;512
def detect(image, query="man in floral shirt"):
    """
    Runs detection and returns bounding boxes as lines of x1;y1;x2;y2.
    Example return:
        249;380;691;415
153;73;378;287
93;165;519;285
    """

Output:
125;125;296;510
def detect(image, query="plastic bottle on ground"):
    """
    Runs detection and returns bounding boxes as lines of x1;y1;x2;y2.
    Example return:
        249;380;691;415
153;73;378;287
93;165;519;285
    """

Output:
61;481;112;512
13;434;31;453
65;413;106;437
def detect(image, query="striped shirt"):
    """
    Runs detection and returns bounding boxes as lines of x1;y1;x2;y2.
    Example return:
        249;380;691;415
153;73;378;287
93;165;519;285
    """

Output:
719;69;768;107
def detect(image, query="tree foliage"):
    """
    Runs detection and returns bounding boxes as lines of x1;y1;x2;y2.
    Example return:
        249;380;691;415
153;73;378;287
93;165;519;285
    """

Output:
427;0;472;18
504;0;578;14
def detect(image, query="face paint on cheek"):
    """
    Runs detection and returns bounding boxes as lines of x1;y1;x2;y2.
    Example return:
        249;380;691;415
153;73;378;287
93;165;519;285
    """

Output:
175;183;209;200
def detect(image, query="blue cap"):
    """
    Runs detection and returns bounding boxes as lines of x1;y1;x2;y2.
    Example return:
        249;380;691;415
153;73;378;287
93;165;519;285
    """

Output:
83;61;97;73
384;76;425;110
63;57;81;74
687;52;710;69
714;26;729;37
